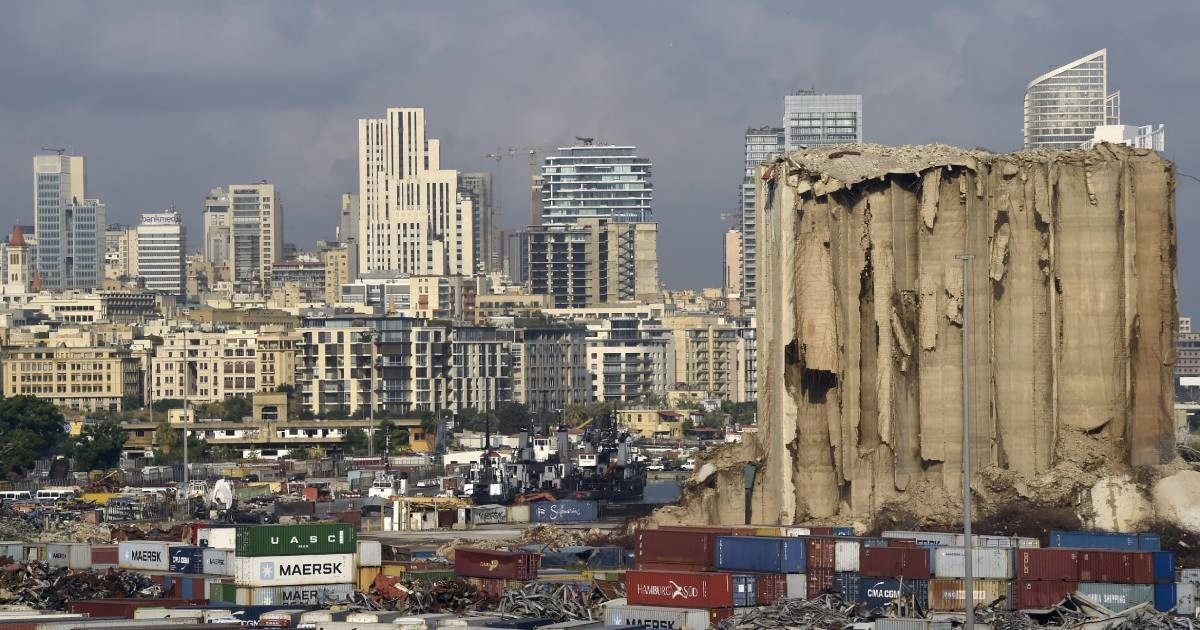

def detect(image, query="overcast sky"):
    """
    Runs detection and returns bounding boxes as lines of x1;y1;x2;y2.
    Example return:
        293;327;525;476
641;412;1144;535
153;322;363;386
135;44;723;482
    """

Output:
2;1;1198;313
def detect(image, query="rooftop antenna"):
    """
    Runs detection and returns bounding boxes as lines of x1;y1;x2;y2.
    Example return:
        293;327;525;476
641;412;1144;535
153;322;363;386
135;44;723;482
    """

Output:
40;147;66;155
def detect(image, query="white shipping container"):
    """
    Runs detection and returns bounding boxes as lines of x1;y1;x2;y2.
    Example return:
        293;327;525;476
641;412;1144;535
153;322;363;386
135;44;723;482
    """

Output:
118;541;178;572
883;531;960;547
507;504;530;523
45;543;90;570
316;623;395;630
357;540;382;567
1177;582;1196;616
835;540;861;572
0;542;24;561
234;583;356;606
233;554;356;587
786;574;808;600
203;548;235;576
933;547;1014;579
133;608;205;621
780;527;812;537
604;604;721;630
202;527;237;550
1179;569;1200;588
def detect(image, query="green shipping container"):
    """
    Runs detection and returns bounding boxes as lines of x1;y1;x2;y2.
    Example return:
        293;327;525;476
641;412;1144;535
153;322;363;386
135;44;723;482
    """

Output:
234;523;357;557
405;569;456;583
210;581;236;603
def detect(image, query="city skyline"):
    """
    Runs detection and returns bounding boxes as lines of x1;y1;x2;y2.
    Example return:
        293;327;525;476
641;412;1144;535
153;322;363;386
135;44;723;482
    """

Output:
0;3;1197;312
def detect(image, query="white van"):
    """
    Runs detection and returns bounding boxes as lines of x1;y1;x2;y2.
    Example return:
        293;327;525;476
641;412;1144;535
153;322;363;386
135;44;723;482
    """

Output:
35;487;79;504
0;491;32;503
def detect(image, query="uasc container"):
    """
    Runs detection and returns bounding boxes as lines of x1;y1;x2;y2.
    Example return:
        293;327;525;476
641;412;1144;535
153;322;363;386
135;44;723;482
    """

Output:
235;523;356;557
1018;549;1079;581
714;536;806;573
453;548;538;580
933;547;1014;579
1076;582;1153;612
1015;580;1078;610
927;579;1014;611
603;604;732;630
233;553;356;587
626;570;734;608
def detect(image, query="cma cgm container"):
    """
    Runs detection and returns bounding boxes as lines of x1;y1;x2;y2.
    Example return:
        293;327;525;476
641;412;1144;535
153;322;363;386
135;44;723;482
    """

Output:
232;553;356;587
1016;580;1078;609
169;546;206;574
636;528;719;567
604;604;732;630
530;500;599;523
860;546;933;579
933;547;1014;579
1049;530;1139;551
714;536;806;573
235;523;356;557
858;577;930;609
453;548;538;580
119;541;179;572
627;570;734;608
1017;549;1079;581
1076;583;1153;612
928;579;1015;611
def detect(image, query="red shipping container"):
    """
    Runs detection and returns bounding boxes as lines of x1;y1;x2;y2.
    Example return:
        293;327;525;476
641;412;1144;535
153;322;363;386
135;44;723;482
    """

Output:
1129;552;1155;584
755;574;788;605
90;544;118;565
637;529;717;567
1016;580;1078;610
472;577;519;599
627;570;734;608
454;548;538;580
1018;549;1079;581
888;539;918;548
807;526;839;536
635;561;712;573
806;537;837;570
68;598;206;617
807;568;835;595
1079;551;1135;584
860;547;932;579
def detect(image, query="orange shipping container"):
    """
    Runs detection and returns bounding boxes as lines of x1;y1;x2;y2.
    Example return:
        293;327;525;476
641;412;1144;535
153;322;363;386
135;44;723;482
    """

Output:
927;579;1014;611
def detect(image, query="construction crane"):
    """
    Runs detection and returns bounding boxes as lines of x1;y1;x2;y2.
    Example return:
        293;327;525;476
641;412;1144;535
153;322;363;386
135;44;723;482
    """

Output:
40;147;66;155
485;146;544;227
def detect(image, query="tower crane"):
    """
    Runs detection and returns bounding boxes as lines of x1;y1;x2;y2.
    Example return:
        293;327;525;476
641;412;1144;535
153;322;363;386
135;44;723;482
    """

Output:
484;146;544;227
40;147;66;155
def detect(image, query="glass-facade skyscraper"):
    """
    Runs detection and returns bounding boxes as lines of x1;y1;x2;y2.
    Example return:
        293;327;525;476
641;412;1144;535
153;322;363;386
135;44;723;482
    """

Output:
739;127;784;305
33;153;104;290
1024;49;1119;150
783;92;863;151
540;144;652;225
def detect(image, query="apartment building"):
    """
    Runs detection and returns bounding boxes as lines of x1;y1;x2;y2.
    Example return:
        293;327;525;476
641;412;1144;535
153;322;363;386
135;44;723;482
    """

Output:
203;183;283;292
1;343;143;412
503;325;590;413
150;327;298;404
527;218;659;308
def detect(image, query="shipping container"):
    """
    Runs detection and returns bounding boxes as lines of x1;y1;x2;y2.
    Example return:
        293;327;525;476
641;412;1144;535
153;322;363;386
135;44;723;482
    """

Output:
1049;530;1139;551
67;599;206;618
927;579;1014;611
786;573;807;600
933;547;1014;579
118;541;179;572
714;536;806;573
806;538;836;571
1079;551;1137;584
634;561;711;573
259;609;306;628
358;540;382;567
131;609;205;621
471;504;507;526
297;610;350;628
754;574;788;605
454;548;538;580
507;504;530;523
202;548;234;576
90;544;118;567
1152;551;1175;584
882;531;960;547
835;572;860;603
1176;582;1196;615
603;603;732;629
1154;583;1177;612
860;547;933;579
230;583;357;606
170;546;206;574
1139;533;1162;551
232;553;356;587
807;568;835;595
732;575;756;607
1180;568;1200;588
1015;580;1078;610
530;500;599;523
1017;549;1079;581
636;529;717;568
876;620;956;630
535;621;604;630
315;623;396;630
835;540;860;572
199;527;236;550
626;570;734;608
858;577;930;610
45;543;90;570
1076;582;1153;612
862;538;891;548
235;523;356;557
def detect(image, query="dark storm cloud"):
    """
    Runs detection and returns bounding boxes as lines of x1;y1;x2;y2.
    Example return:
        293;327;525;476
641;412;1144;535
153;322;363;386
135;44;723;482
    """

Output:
1;1;1198;313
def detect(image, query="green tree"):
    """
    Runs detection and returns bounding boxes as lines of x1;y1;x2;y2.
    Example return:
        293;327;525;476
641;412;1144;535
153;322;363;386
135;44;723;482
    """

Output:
495;402;533;433
341;428;369;456
151;399;184;413
151;420;215;464
0;396;68;474
67;419;127;470
223;395;252;422
373;420;409;455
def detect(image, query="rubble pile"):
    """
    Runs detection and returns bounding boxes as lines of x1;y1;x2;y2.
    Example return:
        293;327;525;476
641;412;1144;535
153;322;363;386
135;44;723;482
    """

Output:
497;582;613;622
368;575;485;613
0;562;161;610
718;594;856;630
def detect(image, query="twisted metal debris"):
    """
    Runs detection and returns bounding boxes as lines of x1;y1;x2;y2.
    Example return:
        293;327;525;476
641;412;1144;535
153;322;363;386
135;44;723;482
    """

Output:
0;562;161;610
496;582;611;622
719;594;857;630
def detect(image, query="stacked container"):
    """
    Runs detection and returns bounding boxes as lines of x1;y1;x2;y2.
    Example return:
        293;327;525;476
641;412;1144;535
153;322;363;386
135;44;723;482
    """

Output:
1046;530;1177;612
229;523;357;605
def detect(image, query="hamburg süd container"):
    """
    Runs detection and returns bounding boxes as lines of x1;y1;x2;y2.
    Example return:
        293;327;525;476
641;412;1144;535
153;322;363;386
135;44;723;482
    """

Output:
1075;582;1153;612
1017;549;1079;581
1049;530;1139;551
203;548;235;576
45;543;90;570
927;579;1015;611
636;529;718;567
858;577;930;610
232;553;356;587
714;536;806;573
169;545;206;574
530;500;599;523
860;546;933;579
933;547;1014;579
603;603;732;630
118;540;179;572
626;570;734;608
235;523;356;557
732;574;757;607
453;548;538;580
1015;580;1078;610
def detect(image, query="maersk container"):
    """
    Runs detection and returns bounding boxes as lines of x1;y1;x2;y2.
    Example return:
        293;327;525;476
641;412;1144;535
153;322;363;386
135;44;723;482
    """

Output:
1049;530;1139;551
603;603;733;629
933;547;1014;579
626;570;734;608
835;540;860;572
169;545;206;574
118;540;178;572
858;577;930;609
530;500;599;523
1076;583;1153;612
714;536;806;573
1176;582;1196;615
732;574;757;607
203;548;235;576
45;543;90;570
928;579;1015;611
235;523;356;557
232;553;356;587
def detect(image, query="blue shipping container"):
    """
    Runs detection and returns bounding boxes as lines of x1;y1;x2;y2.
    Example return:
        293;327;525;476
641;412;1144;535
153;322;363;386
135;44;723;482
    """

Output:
1155;583;1177;612
169;546;204;573
1153;551;1175;584
530;500;599;523
587;546;627;569
831;527;855;537
733;574;757;607
1140;533;1163;551
861;538;890;548
1049;530;1139;550
836;572;861;602
859;577;930;610
715;536;807;573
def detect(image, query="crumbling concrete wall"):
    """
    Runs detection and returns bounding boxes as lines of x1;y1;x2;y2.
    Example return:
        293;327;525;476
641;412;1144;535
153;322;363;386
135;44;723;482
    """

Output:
656;144;1176;527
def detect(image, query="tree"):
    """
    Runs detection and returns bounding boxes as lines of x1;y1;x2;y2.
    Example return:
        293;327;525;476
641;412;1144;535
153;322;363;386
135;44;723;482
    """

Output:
152;420;215;464
373;420;409;455
495;402;533;434
0;396;68;474
223;395;252;422
67;418;126;470
341;428;369;456
151;399;184;413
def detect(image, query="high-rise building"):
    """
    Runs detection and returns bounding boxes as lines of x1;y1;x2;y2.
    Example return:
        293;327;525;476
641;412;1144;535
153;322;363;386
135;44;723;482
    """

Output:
505;229;529;285
527;218;659;308
459;172;496;274
540;144;652;225
1024;49;1120;150
724;227;742;299
783;92;863;151
739;126;784;305
203;183;282;291
337;193;358;244
34;154;105;290
136;210;186;298
104;223;139;281
357;107;475;277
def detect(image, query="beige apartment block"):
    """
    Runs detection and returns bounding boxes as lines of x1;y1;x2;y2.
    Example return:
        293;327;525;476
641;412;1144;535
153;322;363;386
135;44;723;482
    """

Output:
150;327;298;404
617;408;685;439
528;218;660;308
2;343;143;412
204;183;282;291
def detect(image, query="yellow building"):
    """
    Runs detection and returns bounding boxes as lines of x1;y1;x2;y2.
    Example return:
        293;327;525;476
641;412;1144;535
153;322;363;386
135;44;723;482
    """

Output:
1;343;143;412
617;409;685;440
150;327;299;404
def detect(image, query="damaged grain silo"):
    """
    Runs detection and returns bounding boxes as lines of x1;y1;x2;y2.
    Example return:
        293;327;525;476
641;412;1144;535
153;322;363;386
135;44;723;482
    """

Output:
658;143;1179;529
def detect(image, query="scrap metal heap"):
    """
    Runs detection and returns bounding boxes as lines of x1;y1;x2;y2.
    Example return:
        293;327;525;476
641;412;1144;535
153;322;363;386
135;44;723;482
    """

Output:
659;143;1178;527
0;561;161;610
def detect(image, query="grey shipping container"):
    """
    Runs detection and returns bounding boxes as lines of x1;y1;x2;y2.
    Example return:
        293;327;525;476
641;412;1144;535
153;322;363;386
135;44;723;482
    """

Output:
235;523;356;557
235;583;357;606
1176;582;1196;615
603;603;732;630
933;547;1014;579
1076;583;1154;612
1179;568;1200;588
732;575;757;607
786;574;807;600
358;540;382;567
45;543;90;570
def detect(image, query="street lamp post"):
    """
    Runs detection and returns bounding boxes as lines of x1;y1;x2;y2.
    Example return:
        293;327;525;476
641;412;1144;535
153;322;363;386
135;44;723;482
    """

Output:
958;254;974;630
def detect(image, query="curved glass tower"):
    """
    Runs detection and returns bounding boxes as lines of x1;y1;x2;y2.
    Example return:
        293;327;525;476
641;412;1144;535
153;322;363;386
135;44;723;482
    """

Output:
1024;49;1120;149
